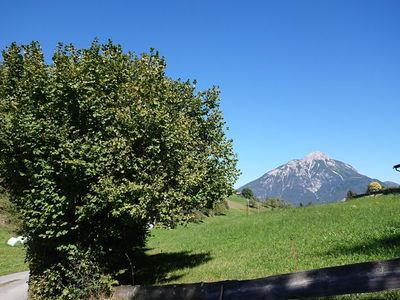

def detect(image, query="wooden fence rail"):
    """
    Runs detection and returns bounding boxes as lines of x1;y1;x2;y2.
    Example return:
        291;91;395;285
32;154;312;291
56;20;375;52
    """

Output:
114;258;400;299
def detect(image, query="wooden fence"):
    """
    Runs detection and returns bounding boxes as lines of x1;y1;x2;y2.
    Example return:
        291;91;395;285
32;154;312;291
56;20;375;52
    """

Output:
113;258;400;299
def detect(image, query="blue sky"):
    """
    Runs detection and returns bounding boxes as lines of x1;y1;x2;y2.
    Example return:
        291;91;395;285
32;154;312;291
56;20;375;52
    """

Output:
1;0;399;187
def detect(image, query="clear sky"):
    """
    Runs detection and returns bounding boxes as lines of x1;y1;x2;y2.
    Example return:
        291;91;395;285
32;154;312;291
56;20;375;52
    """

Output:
1;0;399;187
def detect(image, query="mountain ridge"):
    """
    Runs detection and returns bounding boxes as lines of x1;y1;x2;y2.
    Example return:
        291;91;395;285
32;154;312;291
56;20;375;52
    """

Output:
240;151;398;205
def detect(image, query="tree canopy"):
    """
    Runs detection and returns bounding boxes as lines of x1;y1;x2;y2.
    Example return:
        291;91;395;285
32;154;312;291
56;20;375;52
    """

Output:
0;40;239;298
241;188;254;199
367;181;382;194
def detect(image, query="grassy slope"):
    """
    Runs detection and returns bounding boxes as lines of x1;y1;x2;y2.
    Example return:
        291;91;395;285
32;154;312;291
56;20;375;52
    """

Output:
0;194;28;276
227;194;266;212
0;228;27;276
1;193;400;298
227;194;249;206
146;194;400;286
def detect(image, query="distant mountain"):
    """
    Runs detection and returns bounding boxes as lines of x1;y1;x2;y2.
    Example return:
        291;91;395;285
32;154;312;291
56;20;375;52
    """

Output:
383;181;400;188
240;151;398;206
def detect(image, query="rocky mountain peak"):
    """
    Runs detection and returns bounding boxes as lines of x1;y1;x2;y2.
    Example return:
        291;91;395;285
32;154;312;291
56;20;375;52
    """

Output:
304;151;330;161
240;152;395;205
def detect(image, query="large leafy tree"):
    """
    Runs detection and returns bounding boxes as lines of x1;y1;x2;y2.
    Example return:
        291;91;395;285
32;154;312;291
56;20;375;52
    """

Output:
0;40;238;299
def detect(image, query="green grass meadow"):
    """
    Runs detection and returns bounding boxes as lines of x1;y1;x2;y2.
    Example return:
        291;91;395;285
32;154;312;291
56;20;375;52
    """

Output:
1;194;400;298
0;194;27;276
143;194;400;287
0;228;27;276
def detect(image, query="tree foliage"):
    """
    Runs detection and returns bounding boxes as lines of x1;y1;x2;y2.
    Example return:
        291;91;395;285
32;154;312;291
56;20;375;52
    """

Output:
367;181;382;194
264;197;292;209
248;197;259;208
241;188;254;199
0;40;238;299
346;190;357;200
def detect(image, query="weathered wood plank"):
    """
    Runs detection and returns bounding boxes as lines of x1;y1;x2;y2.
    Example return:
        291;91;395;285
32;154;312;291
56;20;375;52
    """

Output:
113;258;400;299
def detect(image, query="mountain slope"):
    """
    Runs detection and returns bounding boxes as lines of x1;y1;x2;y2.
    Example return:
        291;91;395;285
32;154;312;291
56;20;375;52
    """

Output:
240;151;395;205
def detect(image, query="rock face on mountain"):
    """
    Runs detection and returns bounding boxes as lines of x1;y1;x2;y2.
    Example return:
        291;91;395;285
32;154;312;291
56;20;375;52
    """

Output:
240;151;395;205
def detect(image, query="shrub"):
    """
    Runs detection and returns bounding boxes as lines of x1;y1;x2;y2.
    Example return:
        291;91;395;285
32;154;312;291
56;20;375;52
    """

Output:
28;250;116;300
264;197;292;209
189;199;229;222
367;181;383;194
346;190;358;201
0;41;238;299
249;198;258;208
213;200;229;215
0;185;21;231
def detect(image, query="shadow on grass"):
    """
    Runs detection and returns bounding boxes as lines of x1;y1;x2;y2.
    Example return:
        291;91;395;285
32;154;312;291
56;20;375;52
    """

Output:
119;250;212;285
325;234;400;258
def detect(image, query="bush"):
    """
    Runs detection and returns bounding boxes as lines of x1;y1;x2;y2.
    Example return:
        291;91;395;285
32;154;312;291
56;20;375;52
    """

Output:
264;197;292;209
188;210;207;223
346;190;358;201
382;186;400;194
0;41;238;299
367;181;383;194
248;198;258;208
29;250;116;300
0;185;21;231
189;200;229;222
213;200;229;215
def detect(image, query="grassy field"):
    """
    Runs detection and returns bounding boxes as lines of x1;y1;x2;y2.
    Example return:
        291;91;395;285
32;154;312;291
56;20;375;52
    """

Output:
141;194;400;292
0;194;27;276
1;194;400;298
227;194;250;206
0;228;27;276
227;194;267;212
